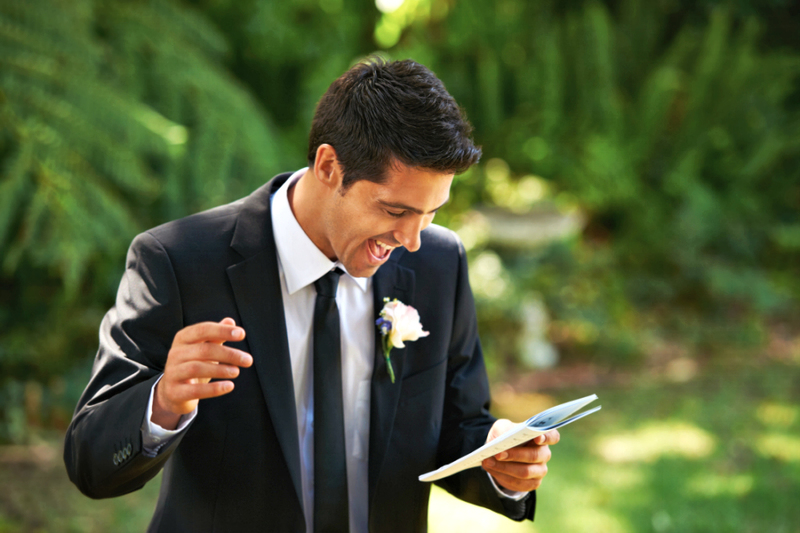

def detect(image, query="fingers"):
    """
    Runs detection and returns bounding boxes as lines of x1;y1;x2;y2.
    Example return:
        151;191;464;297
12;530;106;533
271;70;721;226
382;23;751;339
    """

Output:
167;380;237;404
170;342;253;368
482;450;550;492
493;443;552;464
155;378;237;417
169;359;243;383
481;426;560;492
156;319;251;420
169;318;252;368
534;429;560;446
484;466;547;492
174;319;246;346
212;318;238;346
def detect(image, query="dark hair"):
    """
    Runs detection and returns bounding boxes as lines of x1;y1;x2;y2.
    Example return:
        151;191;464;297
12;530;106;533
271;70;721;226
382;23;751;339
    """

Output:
307;57;481;188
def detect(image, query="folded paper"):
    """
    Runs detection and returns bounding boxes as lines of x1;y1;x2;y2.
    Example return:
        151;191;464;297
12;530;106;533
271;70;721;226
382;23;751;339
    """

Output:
419;394;601;482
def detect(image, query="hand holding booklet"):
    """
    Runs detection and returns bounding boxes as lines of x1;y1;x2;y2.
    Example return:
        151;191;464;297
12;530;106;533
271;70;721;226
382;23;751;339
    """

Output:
419;394;601;482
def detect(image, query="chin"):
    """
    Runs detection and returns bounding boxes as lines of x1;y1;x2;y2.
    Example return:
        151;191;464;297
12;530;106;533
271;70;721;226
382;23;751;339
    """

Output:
349;265;380;279
344;260;382;279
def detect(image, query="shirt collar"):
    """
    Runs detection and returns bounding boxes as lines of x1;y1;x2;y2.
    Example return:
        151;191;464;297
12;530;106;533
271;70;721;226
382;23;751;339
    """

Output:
271;168;368;295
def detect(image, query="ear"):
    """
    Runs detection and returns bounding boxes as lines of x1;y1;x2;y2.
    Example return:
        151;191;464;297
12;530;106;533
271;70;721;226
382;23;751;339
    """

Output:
313;144;342;189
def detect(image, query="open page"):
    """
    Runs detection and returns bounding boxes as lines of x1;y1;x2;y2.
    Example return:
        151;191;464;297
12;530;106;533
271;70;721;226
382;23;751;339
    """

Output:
419;394;600;482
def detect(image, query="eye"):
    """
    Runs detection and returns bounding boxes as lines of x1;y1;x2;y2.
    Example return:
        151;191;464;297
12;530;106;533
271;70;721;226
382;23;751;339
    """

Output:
386;210;405;218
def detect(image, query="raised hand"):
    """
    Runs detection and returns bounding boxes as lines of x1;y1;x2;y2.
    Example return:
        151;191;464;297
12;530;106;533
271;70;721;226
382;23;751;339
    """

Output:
152;318;252;429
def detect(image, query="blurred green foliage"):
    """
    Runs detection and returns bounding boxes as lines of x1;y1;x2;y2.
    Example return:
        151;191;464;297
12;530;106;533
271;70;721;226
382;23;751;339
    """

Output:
0;0;799;441
0;0;292;440
410;0;800;366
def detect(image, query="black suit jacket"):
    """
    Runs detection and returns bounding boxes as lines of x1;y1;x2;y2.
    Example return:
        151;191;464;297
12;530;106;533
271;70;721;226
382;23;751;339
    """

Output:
64;173;535;532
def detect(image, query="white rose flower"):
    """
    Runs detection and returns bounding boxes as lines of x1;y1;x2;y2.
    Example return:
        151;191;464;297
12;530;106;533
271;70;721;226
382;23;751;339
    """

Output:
376;298;429;383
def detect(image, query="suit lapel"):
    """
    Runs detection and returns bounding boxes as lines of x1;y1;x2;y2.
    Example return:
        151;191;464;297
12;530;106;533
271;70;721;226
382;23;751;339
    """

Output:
368;254;415;506
226;174;304;514
224;174;420;517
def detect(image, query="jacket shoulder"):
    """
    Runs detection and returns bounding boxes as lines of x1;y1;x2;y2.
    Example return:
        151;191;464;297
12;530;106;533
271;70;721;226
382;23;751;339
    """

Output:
413;223;466;265
394;224;467;284
143;198;246;252
420;223;463;251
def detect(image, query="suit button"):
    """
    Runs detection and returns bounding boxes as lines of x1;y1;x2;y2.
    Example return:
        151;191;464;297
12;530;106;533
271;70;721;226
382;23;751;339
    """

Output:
113;453;119;465
126;443;132;455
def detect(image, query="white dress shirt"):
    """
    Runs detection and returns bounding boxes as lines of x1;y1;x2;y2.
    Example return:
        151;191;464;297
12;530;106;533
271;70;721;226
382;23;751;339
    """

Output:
271;169;375;533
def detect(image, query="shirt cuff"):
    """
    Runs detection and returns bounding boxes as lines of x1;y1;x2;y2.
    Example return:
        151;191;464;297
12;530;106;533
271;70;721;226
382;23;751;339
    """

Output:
141;375;197;457
487;471;529;501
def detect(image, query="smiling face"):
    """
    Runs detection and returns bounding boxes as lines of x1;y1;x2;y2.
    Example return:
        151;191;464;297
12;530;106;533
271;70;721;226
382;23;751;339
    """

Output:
318;162;454;278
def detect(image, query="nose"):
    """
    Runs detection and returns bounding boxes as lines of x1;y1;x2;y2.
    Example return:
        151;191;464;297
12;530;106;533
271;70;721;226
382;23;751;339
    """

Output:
393;214;431;253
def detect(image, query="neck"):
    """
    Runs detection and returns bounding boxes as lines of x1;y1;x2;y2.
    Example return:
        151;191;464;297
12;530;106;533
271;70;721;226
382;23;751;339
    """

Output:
288;169;336;260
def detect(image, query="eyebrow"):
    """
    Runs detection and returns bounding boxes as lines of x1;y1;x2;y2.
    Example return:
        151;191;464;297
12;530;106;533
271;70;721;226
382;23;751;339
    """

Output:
377;197;450;215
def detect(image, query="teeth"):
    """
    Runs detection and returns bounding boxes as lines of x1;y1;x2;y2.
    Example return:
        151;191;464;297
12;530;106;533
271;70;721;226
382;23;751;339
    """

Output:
375;240;395;251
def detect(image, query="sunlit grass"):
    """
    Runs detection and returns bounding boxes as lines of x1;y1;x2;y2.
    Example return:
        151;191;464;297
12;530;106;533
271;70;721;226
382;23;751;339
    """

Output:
756;402;798;428
429;359;800;532
755;433;800;462
428;486;531;532
687;473;754;497
593;421;716;463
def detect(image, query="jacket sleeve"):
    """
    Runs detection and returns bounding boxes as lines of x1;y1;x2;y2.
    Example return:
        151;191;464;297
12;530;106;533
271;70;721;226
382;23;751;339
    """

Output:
433;235;535;521
63;231;187;499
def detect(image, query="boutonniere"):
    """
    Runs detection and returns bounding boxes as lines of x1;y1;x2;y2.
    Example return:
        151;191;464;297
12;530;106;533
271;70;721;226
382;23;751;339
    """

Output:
375;297;430;383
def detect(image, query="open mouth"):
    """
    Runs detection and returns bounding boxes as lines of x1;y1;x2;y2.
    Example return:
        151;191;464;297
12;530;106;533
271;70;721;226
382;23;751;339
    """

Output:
368;238;396;263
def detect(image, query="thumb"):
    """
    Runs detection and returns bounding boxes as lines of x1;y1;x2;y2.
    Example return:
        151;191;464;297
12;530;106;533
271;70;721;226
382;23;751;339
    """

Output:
487;419;514;443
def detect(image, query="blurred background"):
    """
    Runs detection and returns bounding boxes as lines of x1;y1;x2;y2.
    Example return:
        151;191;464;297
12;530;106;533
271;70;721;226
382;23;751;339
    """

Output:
1;0;798;531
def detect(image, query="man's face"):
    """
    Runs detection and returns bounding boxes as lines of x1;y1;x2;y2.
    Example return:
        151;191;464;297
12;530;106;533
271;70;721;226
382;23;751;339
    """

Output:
322;163;454;278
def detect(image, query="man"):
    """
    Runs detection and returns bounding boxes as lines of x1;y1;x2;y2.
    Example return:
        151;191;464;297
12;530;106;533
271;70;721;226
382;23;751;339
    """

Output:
64;58;559;532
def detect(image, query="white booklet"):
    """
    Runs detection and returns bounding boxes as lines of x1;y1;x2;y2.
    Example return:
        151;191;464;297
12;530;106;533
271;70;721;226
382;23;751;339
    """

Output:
419;394;600;482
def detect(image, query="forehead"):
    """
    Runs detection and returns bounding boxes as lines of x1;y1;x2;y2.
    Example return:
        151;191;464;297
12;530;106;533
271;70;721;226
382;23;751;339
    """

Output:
370;163;454;210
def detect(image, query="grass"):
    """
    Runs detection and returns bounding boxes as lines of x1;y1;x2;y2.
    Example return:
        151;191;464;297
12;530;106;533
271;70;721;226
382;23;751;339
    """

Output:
430;355;800;533
0;453;160;533
2;356;798;532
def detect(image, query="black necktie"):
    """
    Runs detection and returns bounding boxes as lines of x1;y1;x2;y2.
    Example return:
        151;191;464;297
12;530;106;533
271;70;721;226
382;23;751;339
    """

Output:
313;268;349;532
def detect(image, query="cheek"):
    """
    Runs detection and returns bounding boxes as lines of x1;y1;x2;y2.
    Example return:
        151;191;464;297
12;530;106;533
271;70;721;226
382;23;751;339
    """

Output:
336;204;393;251
341;220;375;251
